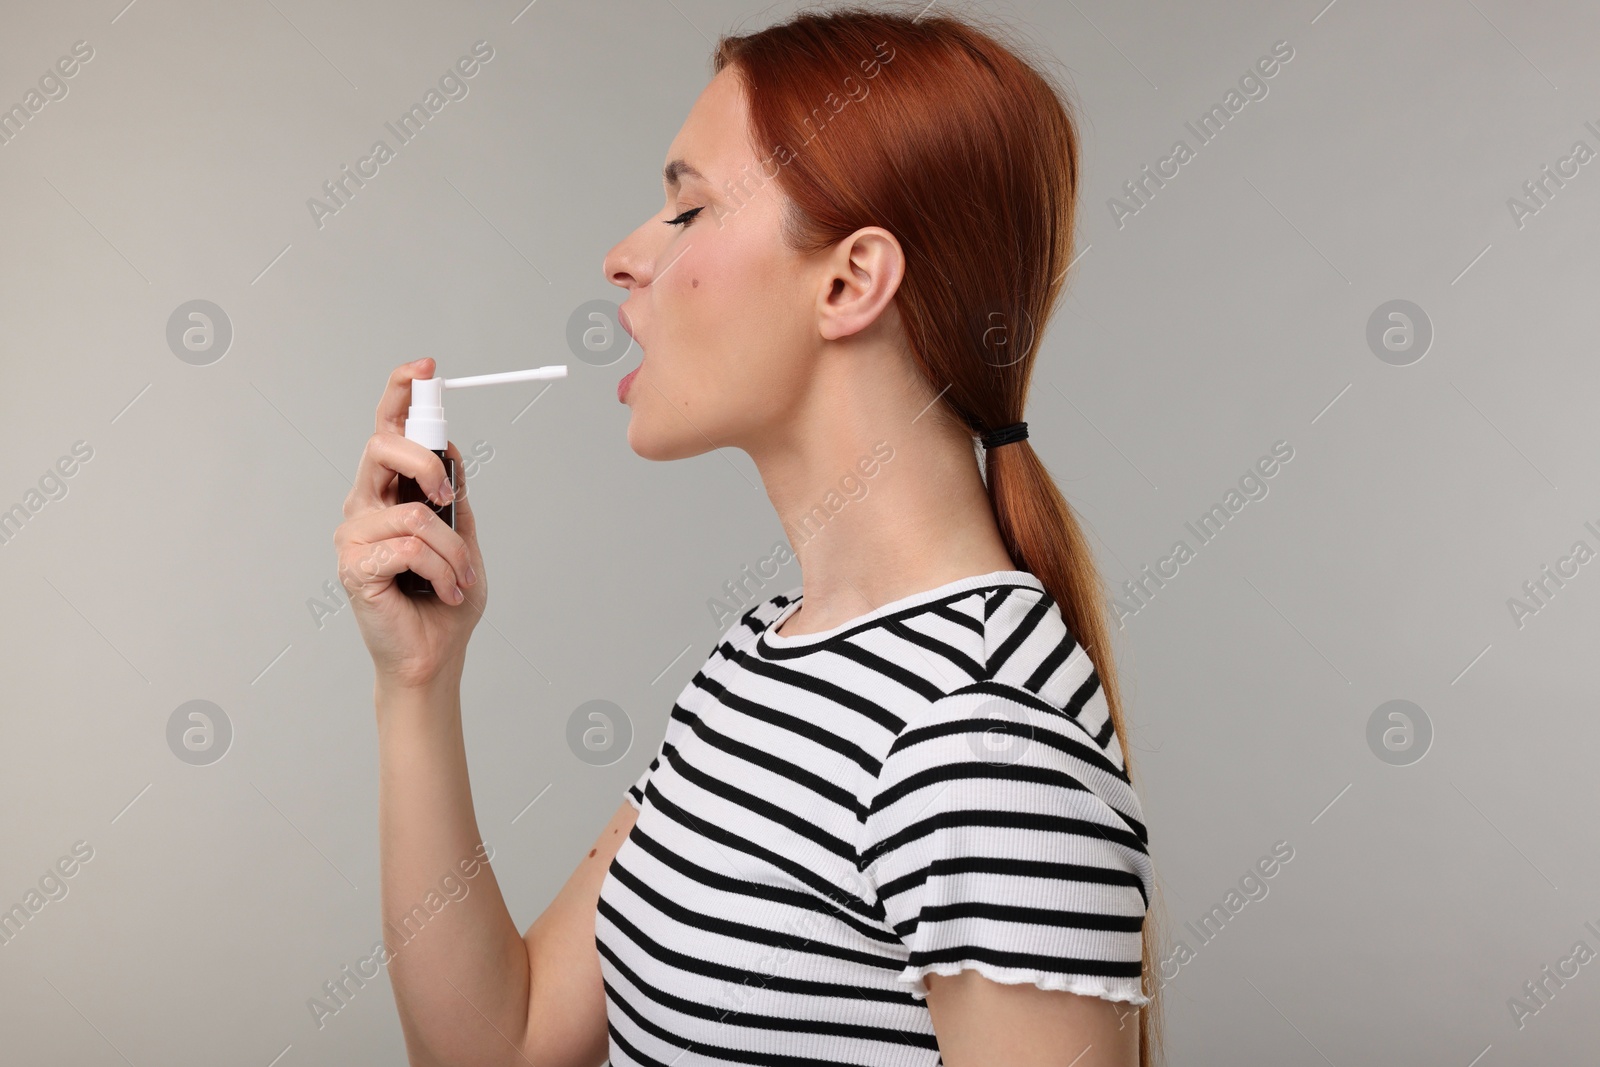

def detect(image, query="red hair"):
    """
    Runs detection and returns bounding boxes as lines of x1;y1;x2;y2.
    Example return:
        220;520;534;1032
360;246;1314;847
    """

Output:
713;6;1165;1064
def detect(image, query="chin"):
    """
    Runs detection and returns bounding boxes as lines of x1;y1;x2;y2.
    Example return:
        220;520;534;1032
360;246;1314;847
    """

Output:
625;414;720;462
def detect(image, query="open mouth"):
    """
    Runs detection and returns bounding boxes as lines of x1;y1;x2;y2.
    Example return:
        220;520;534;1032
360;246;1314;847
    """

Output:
617;307;644;402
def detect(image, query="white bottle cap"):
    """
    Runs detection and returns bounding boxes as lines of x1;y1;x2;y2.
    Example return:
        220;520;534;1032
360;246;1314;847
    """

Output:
404;377;449;450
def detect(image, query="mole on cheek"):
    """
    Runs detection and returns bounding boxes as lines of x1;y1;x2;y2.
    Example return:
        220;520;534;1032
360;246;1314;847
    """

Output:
692;278;699;288
589;848;597;857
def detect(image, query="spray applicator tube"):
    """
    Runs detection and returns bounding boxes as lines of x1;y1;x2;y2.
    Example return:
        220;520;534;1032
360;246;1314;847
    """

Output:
397;365;567;597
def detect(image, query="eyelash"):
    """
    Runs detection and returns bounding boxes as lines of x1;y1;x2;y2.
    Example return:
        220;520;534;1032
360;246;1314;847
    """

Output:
664;206;704;228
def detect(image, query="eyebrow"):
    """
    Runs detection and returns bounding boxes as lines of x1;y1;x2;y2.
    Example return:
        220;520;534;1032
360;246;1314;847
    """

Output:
662;159;708;188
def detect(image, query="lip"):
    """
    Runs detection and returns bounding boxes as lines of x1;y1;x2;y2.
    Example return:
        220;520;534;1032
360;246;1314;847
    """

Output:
617;363;641;402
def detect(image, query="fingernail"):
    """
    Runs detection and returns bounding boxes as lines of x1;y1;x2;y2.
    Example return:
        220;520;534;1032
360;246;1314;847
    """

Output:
451;584;464;603
439;480;455;503
464;563;477;586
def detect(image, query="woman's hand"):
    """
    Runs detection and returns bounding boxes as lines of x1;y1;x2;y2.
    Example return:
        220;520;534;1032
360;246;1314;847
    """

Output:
333;358;486;690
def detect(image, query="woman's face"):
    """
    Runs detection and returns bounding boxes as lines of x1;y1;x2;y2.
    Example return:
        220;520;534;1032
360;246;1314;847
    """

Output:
603;67;819;461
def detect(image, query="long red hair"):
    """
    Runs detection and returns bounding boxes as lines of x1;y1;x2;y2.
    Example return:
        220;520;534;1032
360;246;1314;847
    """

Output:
712;6;1166;1064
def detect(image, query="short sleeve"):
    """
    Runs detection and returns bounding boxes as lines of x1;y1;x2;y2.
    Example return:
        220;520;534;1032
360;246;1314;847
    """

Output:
858;684;1153;1006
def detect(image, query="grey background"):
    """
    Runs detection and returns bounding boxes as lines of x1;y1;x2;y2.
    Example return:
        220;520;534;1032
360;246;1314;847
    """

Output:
1;0;1595;1064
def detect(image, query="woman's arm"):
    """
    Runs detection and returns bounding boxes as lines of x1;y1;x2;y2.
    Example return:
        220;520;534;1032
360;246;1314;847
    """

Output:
925;972;1139;1067
376;673;636;1067
340;359;629;1065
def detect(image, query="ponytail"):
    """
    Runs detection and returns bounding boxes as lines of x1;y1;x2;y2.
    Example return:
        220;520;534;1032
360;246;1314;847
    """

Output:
985;435;1166;1065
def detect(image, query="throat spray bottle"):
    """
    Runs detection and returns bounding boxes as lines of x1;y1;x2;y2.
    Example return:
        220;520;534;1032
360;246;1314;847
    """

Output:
398;365;567;596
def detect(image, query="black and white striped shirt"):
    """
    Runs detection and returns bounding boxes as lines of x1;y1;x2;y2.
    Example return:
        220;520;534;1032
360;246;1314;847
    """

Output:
595;569;1152;1066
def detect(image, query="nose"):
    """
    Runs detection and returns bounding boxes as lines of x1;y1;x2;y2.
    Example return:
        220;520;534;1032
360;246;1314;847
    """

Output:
603;214;661;293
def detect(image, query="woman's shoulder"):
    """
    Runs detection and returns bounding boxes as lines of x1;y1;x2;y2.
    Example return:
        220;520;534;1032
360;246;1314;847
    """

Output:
967;583;1123;754
871;580;1145;838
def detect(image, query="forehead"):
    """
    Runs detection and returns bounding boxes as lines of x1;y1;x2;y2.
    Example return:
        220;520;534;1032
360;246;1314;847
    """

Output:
663;68;753;188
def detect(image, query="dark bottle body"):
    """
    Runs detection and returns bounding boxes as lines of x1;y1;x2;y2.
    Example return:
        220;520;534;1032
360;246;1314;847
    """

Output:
395;449;455;596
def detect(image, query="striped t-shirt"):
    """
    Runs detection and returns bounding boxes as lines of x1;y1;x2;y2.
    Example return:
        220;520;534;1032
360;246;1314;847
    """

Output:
595;569;1152;1066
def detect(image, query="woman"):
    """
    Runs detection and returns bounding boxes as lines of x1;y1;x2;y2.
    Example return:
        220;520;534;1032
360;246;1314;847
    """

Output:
334;6;1161;1065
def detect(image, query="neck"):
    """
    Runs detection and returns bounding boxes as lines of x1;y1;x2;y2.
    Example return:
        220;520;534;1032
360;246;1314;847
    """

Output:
743;338;1018;636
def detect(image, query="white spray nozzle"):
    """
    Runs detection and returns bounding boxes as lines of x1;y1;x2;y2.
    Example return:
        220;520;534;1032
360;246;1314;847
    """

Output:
444;366;568;389
404;365;567;449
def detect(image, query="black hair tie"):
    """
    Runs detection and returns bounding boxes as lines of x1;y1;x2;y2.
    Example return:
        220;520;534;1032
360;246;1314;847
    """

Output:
980;421;1029;448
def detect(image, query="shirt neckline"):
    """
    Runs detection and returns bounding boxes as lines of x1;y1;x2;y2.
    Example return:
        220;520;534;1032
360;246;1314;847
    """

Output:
758;569;1045;652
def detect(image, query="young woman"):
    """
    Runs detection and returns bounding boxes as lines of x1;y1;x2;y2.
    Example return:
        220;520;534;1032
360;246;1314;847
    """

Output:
334;7;1161;1066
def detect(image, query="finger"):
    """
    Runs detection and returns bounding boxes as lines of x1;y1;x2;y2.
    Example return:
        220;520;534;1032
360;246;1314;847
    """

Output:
442;440;477;543
340;531;464;603
336;501;473;591
376;358;437;437
345;432;454;517
441;441;483;587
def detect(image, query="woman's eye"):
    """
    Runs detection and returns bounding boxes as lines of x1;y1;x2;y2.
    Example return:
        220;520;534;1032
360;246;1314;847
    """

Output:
664;206;704;228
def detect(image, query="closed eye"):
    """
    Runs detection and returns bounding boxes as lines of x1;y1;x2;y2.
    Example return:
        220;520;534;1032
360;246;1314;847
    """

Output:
664;207;704;228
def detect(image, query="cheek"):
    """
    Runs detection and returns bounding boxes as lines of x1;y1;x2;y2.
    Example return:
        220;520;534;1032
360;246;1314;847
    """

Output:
660;250;753;371
654;235;803;418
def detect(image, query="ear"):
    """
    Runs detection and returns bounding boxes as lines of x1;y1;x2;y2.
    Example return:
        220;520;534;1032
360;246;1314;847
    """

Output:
816;227;905;342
